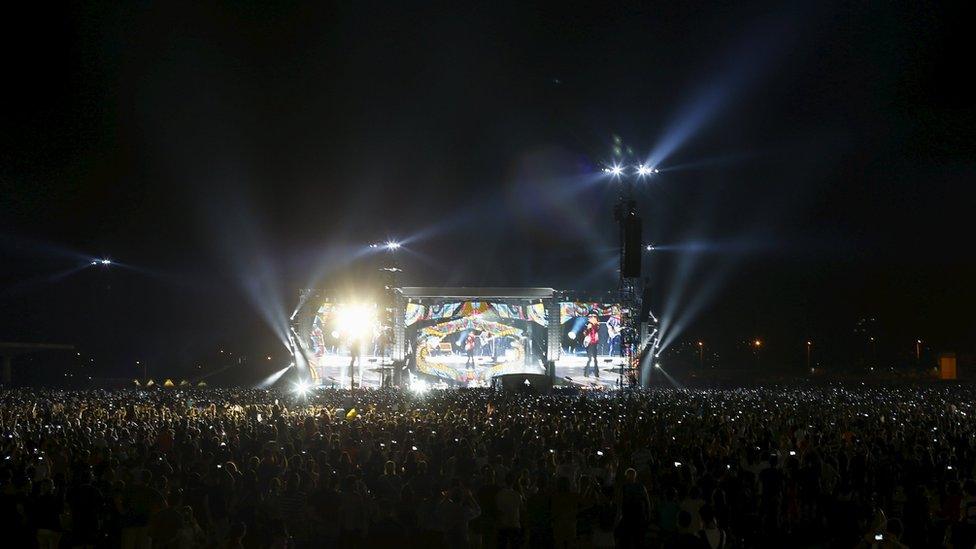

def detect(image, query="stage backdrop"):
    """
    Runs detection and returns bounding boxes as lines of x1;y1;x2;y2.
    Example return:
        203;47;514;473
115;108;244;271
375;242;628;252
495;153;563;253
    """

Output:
407;300;547;387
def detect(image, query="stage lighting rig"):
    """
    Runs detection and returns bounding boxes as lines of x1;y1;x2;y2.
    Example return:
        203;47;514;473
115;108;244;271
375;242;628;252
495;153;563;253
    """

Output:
601;136;664;387
602;165;659;178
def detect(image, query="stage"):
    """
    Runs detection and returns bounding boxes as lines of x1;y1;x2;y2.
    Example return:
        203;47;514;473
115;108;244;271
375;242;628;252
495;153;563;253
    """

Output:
290;287;653;390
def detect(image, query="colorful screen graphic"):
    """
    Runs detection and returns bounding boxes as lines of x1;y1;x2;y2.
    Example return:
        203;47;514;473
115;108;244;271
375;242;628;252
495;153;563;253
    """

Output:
408;300;547;387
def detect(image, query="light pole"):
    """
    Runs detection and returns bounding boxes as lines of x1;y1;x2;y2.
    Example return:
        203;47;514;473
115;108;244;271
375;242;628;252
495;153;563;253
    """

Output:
916;339;922;363
753;339;762;365
806;340;812;370
698;341;704;369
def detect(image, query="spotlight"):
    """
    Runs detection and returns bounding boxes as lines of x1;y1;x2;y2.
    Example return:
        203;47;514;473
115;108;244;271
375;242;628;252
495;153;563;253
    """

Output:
409;376;429;394
636;164;650;176
655;362;662;369
567;331;576;339
334;303;378;342
604;164;623;177
645;244;655;251
293;380;310;397
385;241;401;251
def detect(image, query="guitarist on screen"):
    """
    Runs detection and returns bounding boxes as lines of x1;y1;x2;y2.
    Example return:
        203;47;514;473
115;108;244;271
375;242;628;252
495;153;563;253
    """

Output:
465;331;477;370
583;313;600;378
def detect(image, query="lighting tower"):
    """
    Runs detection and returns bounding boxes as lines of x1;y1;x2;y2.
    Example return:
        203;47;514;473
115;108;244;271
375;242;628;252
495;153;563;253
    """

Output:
378;241;404;388
605;135;656;387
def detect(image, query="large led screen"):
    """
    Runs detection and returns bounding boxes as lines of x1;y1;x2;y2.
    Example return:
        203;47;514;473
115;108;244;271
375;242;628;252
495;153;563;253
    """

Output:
304;301;390;387
407;300;547;387
554;302;625;385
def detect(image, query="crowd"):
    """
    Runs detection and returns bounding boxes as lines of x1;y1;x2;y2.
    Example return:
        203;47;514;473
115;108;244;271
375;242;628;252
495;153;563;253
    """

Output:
1;383;975;548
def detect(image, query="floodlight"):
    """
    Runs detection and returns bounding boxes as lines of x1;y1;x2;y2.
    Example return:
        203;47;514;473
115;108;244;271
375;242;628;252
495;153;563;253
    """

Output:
409;376;429;394
636;164;650;176
334;303;378;342
100;259;112;265
385;241;401;251
609;164;624;176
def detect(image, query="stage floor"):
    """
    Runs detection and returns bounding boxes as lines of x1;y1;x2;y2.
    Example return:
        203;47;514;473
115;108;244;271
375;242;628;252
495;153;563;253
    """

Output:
554;355;629;389
309;355;392;389
308;354;628;389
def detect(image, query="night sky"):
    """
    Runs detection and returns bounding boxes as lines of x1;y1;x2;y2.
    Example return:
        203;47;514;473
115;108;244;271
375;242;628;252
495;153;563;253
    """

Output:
2;1;974;380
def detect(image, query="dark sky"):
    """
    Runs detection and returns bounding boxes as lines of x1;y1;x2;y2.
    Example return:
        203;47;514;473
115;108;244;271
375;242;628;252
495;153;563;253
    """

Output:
2;1;974;378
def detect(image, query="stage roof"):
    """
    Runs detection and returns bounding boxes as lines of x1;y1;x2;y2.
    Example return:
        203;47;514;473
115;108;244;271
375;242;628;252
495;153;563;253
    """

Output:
399;287;555;299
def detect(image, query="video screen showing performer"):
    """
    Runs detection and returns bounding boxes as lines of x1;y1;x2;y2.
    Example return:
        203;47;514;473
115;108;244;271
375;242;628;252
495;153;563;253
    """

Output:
407;300;547;387
557;302;624;383
305;302;389;388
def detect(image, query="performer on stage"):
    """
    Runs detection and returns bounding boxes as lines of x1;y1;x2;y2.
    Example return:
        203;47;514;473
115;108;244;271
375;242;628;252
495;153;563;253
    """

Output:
607;307;622;357
583;313;600;378
348;334;361;388
465;331;477;370
479;330;493;357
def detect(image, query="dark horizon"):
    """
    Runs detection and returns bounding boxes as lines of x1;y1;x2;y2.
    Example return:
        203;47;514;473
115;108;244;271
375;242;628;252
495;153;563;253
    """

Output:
2;1;974;381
